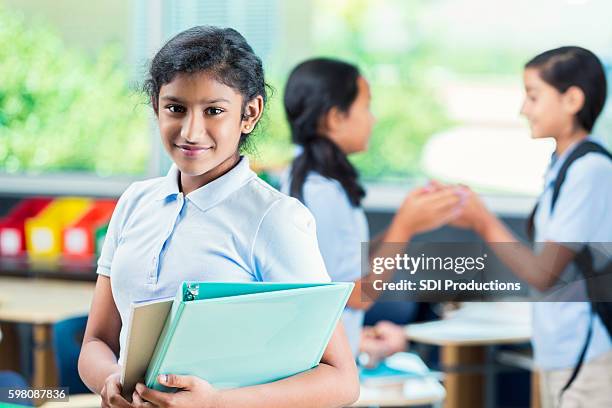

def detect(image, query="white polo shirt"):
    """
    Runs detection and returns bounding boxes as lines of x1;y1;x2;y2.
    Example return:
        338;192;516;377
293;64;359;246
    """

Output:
97;156;330;364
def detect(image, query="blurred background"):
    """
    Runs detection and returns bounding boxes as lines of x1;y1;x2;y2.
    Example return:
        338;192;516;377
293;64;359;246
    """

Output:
1;2;611;407
2;0;612;198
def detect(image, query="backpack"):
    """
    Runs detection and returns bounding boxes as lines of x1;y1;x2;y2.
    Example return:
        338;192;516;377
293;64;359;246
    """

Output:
527;140;612;398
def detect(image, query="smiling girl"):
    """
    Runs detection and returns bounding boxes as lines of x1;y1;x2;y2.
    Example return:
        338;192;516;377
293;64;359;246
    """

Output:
455;46;612;407
78;26;359;408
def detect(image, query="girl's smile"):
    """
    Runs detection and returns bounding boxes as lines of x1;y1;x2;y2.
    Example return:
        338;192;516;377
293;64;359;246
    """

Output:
175;143;214;158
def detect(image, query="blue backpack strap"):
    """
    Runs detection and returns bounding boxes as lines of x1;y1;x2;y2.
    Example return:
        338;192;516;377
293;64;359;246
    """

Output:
546;141;612;402
550;141;612;213
526;141;612;239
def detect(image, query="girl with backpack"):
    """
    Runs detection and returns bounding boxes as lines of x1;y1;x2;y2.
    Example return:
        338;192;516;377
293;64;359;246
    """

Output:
456;46;612;407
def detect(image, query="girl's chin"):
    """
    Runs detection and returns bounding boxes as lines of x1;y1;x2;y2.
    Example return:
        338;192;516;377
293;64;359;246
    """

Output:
175;160;213;177
530;132;551;140
528;127;545;139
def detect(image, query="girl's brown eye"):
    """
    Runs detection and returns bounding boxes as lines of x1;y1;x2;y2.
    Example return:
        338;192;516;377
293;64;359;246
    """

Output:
205;107;223;115
167;105;186;113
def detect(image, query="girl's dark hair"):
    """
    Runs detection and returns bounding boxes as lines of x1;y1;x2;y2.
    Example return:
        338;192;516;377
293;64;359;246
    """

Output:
144;26;268;146
285;58;365;206
526;46;607;132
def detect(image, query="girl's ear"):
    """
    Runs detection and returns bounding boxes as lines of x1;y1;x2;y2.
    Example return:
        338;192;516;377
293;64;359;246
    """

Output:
321;106;346;134
562;85;585;116
241;95;264;134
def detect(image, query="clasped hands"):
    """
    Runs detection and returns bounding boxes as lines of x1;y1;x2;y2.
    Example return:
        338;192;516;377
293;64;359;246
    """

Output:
394;180;491;236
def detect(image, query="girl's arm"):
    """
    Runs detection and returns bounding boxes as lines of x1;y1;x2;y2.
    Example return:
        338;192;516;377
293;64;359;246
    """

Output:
456;190;576;291
346;187;463;309
78;276;132;407
134;323;359;408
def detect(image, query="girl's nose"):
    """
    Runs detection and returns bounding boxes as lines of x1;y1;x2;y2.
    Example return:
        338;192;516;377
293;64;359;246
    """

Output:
519;100;528;117
182;111;206;142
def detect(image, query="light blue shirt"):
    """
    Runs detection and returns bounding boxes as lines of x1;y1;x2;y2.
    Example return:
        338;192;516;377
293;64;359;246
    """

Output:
97;157;330;365
280;171;369;356
532;135;612;370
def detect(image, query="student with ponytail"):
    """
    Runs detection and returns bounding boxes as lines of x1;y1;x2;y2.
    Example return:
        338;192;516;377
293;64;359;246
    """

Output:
280;58;465;357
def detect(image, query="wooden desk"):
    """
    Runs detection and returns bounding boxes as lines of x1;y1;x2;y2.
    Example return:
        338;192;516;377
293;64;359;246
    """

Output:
405;303;532;408
0;276;95;403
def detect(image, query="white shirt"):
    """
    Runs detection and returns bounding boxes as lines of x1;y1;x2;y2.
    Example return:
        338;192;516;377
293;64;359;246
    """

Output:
97;157;331;364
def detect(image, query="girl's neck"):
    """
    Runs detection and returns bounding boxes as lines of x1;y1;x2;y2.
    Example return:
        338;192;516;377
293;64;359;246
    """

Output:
555;126;589;156
179;153;240;195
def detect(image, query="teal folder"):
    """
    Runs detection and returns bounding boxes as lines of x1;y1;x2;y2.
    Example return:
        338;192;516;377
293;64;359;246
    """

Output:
144;281;353;391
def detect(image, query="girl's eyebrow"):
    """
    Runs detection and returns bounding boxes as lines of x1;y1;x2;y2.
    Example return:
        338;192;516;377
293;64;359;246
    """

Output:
160;95;231;104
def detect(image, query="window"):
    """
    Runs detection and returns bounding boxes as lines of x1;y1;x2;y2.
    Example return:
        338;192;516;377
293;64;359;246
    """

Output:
308;0;612;195
3;0;611;198
0;0;150;181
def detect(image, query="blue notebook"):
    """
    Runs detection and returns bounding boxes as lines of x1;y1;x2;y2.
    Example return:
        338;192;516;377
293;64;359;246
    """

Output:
144;281;353;391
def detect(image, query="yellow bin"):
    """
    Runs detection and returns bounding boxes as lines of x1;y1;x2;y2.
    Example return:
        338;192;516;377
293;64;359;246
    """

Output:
25;197;92;259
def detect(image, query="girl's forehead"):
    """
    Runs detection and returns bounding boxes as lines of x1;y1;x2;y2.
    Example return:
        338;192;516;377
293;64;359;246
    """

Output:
160;71;242;101
523;68;548;90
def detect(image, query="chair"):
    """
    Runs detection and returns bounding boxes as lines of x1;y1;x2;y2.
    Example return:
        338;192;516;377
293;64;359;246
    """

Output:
51;315;90;395
0;370;32;406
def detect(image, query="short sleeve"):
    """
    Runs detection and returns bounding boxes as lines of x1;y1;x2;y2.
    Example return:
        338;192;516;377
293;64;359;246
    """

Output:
545;154;612;245
251;197;331;283
302;177;366;282
96;184;135;277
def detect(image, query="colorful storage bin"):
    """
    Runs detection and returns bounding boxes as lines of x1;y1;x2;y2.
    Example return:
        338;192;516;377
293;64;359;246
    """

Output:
25;197;92;259
0;198;52;256
63;200;116;259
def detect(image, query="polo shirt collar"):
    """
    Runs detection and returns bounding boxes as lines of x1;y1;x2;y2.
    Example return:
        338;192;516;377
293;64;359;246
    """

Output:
156;156;256;212
544;134;599;188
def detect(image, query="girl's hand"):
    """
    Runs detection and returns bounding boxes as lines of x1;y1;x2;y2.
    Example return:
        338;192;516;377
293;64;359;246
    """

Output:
449;187;494;233
101;372;133;408
394;183;464;235
133;374;220;408
359;321;407;368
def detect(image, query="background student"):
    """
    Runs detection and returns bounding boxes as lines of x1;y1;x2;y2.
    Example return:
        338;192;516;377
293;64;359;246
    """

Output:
280;58;465;358
78;27;360;408
454;46;612;407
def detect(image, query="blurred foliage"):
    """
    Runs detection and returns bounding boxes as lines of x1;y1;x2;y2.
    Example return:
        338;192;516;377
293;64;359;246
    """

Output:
250;0;451;180
2;0;545;181
0;5;148;176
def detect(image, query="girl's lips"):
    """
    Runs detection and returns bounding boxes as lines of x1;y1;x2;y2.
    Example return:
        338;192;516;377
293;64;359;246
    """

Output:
175;144;211;157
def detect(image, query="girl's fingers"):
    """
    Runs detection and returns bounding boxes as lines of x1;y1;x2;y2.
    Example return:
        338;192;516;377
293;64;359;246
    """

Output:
439;207;463;224
108;393;133;408
422;188;462;204
429;193;462;211
135;384;171;407
132;391;155;408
